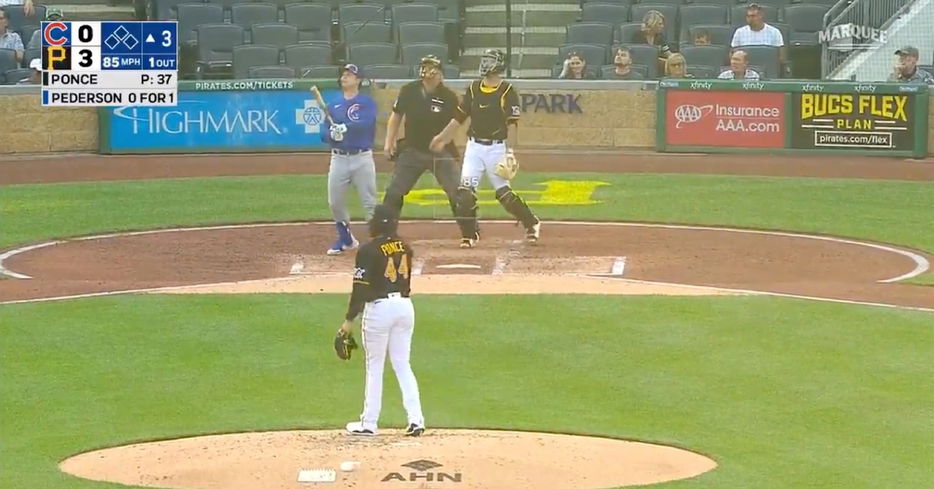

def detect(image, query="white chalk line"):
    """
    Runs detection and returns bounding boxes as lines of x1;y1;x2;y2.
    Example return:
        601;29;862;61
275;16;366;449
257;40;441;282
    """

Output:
0;220;930;312
412;258;425;275
491;240;524;276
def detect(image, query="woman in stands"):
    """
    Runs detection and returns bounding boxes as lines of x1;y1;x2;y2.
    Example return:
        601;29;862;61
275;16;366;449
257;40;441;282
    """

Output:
664;53;693;79
631;10;671;77
558;51;593;79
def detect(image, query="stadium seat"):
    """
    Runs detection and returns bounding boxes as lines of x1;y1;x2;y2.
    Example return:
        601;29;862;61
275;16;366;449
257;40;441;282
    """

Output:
195;23;245;70
150;0;191;20
230;3;278;32
686;64;717;78
284;44;333;70
680;45;730;71
685;24;733;47
177;3;224;44
247;65;296;78
363;63;412;79
614;44;659;77
397;21;445;45
582;0;633;4
731;4;779;26
299;65;340;78
342;22;393;45
232;44;279;79
615;22;644;44
920;65;934;76
783;4;829;45
0;49;20;83
26;29;40;50
634;0;682;5
567;22;614;46
559;43;610;66
348;42;398;66
4;67;31;84
17;25;36;49
690;0;742;5
630;4;679;43
339;3;387;24
401;42;448;65
740;45;780;78
581;3;630;24
251;23;298;49
600;63;648;78
24;48;39;67
391;3;438;23
435;0;461;23
1;4;45;32
443;63;460;78
284;3;333;43
678;5;728;40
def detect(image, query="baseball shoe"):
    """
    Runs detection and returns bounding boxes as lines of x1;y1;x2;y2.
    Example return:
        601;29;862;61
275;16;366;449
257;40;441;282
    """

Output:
405;423;425;437
346;421;376;436
460;238;477;249
344;236;360;251
526;220;540;243
326;238;345;255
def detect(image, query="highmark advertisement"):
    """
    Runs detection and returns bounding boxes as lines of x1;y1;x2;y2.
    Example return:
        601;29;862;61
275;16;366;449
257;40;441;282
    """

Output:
98;80;340;153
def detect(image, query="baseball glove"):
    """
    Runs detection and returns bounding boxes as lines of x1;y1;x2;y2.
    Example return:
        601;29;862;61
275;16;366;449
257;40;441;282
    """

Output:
334;329;358;360
494;150;519;180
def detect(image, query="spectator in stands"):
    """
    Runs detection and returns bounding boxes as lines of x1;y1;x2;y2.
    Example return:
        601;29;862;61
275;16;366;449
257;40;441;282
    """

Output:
559;51;592;79
17;56;39;84
718;50;759;80
693;29;711;46
607;47;643;80
0;0;35;17
731;3;786;68
0;8;23;63
632;10;672;60
888;46;934;84
665;53;693;79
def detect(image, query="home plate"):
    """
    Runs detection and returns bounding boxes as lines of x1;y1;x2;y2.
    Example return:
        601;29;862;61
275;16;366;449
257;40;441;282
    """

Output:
298;468;336;483
437;264;482;269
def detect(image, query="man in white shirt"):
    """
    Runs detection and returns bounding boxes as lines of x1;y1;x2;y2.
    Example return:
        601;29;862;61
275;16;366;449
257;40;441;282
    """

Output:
718;50;760;80
731;3;786;71
0;0;35;16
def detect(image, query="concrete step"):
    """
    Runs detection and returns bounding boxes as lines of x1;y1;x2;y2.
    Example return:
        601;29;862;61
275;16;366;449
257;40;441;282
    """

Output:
463;26;566;50
47;4;136;20
469;0;579;4
457;68;553;79
465;4;581;27
459;46;558;73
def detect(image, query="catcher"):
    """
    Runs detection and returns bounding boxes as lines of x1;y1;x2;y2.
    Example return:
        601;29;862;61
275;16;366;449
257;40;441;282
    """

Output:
430;49;540;248
334;204;425;437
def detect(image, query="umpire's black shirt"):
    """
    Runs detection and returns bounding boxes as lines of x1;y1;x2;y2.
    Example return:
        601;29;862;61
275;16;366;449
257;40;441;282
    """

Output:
392;80;459;152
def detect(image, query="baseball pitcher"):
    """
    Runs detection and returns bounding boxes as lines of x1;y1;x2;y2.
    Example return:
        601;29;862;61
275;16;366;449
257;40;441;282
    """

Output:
430;49;540;248
319;63;378;255
335;204;425;437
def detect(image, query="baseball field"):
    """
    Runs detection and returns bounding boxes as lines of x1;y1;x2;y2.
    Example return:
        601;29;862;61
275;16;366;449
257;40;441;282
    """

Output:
1;151;933;489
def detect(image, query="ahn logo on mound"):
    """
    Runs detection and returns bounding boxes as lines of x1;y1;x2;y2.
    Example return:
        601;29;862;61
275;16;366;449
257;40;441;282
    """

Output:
382;459;463;483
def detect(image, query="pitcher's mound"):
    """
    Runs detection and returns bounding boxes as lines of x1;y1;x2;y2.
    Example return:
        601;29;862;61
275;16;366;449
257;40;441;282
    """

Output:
60;429;716;489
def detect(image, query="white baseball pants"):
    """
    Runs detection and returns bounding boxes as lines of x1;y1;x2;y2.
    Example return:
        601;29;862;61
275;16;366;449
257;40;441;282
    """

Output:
358;295;424;431
461;139;509;190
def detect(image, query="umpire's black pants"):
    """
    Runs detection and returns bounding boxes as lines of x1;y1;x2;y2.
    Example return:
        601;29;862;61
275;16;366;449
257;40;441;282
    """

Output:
383;147;460;215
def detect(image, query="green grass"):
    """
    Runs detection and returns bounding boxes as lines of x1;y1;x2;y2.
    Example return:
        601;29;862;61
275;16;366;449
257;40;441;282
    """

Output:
1;294;932;489
907;273;934;286
2;172;933;251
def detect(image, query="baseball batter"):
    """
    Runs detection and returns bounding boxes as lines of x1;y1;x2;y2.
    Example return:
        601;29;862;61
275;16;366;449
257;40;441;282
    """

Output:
320;64;378;255
336;204;425;437
430;49;540;248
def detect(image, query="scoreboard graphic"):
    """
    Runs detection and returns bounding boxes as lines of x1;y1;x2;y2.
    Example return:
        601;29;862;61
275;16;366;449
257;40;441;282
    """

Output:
41;21;178;107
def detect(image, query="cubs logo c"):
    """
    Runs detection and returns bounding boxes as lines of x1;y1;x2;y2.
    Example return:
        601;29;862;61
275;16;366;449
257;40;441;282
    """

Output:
347;103;362;122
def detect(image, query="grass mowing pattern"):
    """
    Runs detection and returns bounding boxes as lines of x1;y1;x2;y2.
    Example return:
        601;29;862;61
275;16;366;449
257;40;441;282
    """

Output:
1;294;933;489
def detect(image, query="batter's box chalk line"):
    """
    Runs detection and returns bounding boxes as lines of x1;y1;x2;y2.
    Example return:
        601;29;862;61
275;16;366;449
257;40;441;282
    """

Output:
297;468;336;483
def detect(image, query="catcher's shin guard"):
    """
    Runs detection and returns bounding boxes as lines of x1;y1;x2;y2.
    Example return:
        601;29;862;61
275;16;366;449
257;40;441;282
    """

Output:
454;186;480;239
495;186;537;229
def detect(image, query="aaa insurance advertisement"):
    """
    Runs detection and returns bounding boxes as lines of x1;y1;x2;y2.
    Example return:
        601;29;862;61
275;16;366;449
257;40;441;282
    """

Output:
665;90;786;148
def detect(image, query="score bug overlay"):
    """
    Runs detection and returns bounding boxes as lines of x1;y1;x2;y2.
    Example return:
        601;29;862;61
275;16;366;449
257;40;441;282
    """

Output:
41;21;178;107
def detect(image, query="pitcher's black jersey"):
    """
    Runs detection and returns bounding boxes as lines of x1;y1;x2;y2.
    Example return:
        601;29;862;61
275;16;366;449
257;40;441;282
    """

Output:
455;80;521;140
345;235;414;320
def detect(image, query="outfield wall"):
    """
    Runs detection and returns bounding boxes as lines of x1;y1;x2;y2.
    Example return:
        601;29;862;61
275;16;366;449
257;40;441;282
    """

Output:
0;82;932;156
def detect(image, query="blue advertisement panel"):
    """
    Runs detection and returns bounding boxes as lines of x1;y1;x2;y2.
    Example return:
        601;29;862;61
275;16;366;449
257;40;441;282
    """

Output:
99;83;339;153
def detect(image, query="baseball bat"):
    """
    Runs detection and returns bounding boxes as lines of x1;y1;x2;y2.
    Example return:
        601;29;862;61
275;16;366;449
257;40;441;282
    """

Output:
309;85;334;125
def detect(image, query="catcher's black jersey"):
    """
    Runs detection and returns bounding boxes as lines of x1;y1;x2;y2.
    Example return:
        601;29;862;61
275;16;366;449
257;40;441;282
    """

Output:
455;79;521;140
345;235;414;320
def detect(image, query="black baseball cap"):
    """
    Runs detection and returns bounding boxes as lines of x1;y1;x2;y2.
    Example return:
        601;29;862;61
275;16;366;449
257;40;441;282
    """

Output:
895;46;919;58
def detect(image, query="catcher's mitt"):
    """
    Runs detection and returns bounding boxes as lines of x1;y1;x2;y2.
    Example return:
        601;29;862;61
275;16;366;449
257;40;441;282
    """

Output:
494;151;519;180
334;330;358;360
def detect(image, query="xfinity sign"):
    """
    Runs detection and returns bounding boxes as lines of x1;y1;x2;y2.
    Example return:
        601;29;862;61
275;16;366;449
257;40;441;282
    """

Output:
820;23;887;51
